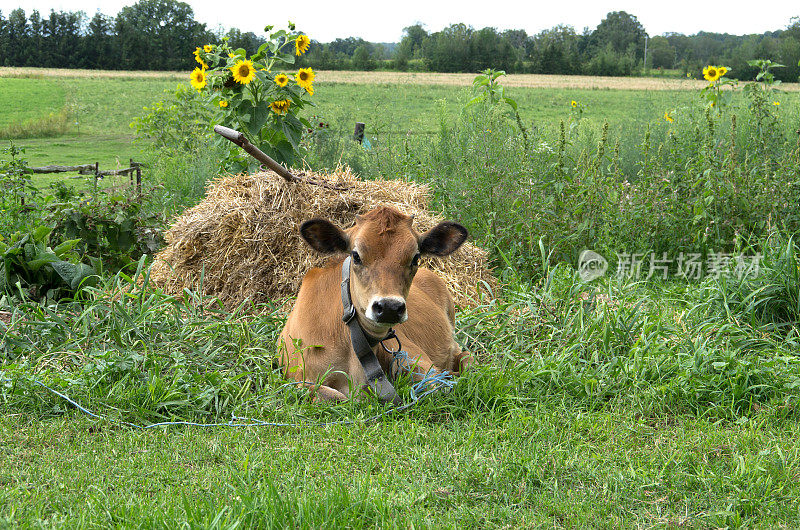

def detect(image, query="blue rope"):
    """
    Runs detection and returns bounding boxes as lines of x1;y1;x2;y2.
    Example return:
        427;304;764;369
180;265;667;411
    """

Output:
6;356;457;429
391;350;457;400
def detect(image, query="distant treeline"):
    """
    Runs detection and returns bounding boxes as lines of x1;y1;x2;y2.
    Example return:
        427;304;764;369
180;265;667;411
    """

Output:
1;1;799;81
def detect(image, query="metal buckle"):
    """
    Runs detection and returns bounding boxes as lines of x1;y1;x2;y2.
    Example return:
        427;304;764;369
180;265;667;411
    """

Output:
342;303;357;323
380;328;402;354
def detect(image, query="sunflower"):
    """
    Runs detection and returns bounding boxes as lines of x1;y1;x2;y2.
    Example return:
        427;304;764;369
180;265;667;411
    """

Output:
571;100;577;108
663;111;673;123
204;44;213;53
190;67;207;90
296;67;315;93
773;101;780;106
275;73;289;87
270;99;291;115
228;52;235;58
219;100;228;108
717;66;728;77
193;48;208;68
295;35;311;56
231;60;256;84
703;65;720;82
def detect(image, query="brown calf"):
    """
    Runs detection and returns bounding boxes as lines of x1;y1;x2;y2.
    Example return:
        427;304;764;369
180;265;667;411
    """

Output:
278;206;473;401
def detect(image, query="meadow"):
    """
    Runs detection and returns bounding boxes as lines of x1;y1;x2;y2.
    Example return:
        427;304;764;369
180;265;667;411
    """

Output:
2;67;800;527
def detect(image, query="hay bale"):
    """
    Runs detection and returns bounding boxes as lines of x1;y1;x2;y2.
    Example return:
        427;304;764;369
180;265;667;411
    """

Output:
149;168;497;308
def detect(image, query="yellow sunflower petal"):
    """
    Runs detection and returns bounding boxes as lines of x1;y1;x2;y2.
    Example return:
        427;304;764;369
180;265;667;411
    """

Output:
296;67;315;93
269;99;291;115
295;35;310;56
231;60;256;84
189;67;207;90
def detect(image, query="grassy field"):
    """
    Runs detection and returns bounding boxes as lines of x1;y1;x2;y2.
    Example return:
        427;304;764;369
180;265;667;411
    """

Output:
3;66;796;173
3;67;800;527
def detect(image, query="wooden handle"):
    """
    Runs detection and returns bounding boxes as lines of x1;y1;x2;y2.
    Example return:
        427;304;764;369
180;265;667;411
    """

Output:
213;125;296;182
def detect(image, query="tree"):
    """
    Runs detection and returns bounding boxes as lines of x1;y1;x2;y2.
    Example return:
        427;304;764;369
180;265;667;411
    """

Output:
587;11;647;61
777;17;800;82
502;29;527;51
6;8;28;66
469;27;516;72
83;11;115;69
352;44;376;70
648;36;675;69
0;12;7;64
42;10;85;68
397;23;427;60
115;0;208;70
27;10;43;66
224;28;266;56
529;25;582;74
328;36;369;57
422;23;473;72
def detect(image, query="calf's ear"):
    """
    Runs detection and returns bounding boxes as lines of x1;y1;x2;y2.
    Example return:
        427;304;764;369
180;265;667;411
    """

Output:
418;221;468;256
300;219;350;254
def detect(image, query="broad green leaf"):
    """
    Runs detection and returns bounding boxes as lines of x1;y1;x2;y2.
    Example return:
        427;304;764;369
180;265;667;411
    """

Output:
281;119;303;150
51;261;96;290
501;97;518;111
32;226;51;242
52;239;81;258
27;251;61;272
248;103;270;138
464;95;485;109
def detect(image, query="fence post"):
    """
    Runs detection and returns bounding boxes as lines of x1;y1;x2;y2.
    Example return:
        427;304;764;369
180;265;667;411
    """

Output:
130;158;134;187
353;122;365;143
136;165;142;194
94;161;99;192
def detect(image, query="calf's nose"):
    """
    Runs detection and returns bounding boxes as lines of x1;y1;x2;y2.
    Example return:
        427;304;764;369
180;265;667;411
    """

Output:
371;298;406;323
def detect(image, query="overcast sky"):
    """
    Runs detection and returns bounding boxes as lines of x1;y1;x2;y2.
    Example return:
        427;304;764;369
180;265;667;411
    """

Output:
1;0;797;42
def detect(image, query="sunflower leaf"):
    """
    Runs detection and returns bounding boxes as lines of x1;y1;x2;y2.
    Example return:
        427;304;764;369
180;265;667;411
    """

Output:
281;115;303;150
464;95;485;109
248;104;270;138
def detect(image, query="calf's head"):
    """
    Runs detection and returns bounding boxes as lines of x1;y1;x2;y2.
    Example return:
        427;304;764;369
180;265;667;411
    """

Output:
300;207;467;332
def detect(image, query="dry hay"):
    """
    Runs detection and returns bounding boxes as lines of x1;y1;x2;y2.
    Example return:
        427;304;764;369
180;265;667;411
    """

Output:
149;168;497;309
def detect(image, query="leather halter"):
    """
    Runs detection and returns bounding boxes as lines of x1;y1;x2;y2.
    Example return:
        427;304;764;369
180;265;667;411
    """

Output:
340;256;401;405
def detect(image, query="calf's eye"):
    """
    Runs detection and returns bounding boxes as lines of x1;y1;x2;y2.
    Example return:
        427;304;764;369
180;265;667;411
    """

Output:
411;253;421;267
351;250;362;265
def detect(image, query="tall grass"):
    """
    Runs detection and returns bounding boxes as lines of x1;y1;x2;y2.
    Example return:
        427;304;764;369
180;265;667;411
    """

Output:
0;107;72;139
4;235;800;426
692;231;800;333
305;90;800;283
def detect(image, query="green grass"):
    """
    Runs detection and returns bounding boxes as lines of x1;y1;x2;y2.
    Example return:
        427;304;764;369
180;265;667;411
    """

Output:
4;407;800;527
3;259;800;527
311;83;715;140
0;78;67;129
1;76;179;170
5;73;796;169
